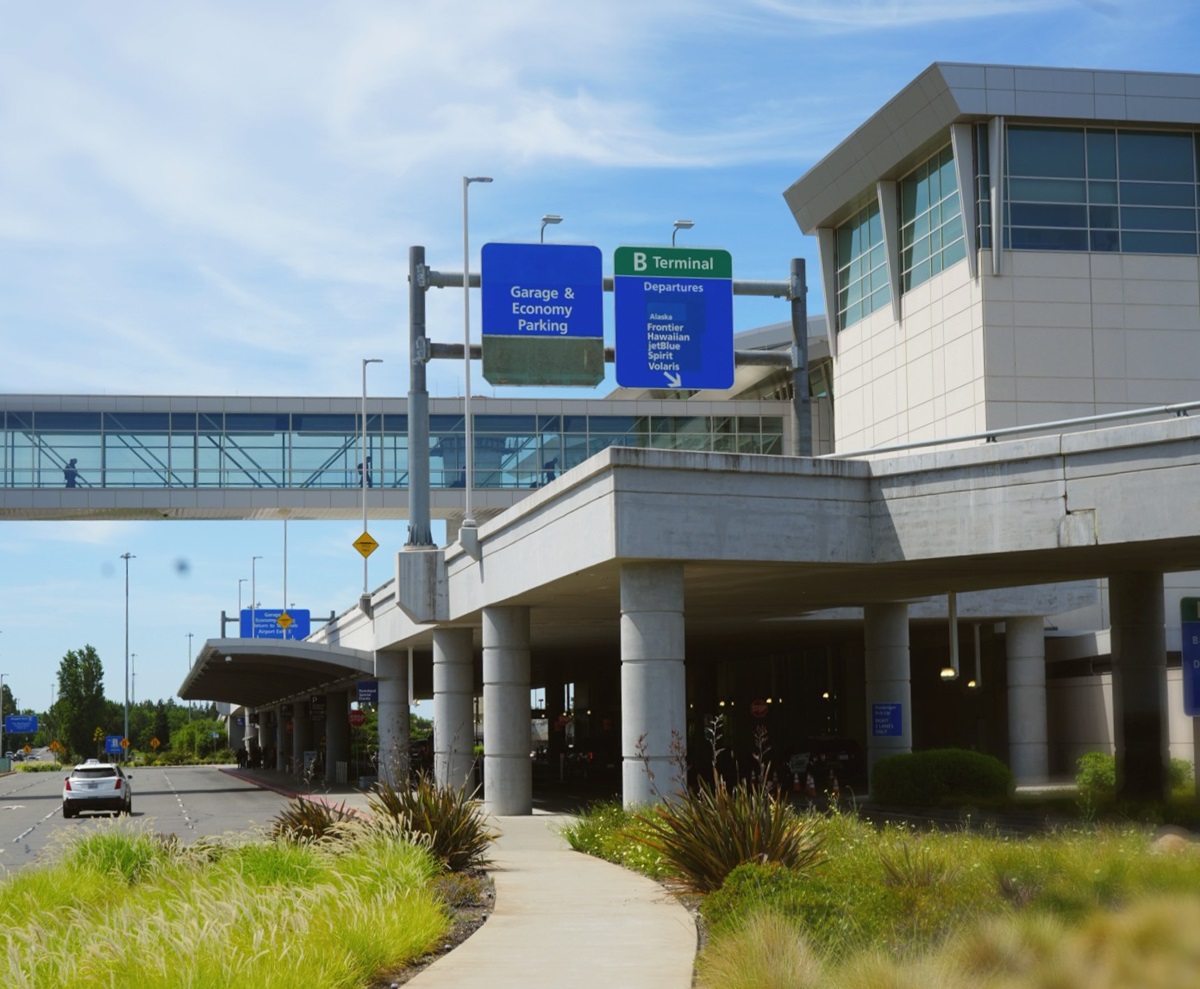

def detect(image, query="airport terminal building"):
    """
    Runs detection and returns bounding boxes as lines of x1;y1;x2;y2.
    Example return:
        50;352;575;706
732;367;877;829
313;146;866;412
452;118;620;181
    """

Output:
157;63;1200;809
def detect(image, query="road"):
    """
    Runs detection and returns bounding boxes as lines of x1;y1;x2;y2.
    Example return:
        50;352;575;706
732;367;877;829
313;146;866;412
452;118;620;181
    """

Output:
0;761;295;875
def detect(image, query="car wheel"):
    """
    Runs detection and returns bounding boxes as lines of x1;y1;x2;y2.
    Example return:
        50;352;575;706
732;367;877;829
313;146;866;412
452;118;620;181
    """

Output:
124;799;132;816
62;805;74;819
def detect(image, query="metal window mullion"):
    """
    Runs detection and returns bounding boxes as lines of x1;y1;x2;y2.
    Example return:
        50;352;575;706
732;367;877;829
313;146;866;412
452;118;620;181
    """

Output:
989;116;1006;274
876;180;901;323
950;122;978;279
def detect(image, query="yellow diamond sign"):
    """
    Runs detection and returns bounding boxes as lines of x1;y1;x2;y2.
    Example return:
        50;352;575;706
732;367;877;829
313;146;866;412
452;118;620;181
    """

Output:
277;611;294;630
354;532;379;558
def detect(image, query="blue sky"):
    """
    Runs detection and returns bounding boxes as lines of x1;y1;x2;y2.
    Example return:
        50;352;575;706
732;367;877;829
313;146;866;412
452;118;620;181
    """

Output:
1;0;1197;717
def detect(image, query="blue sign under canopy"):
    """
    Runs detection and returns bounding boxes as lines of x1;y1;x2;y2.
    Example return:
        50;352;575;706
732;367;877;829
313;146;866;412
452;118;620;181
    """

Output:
240;608;311;640
1182;597;1200;716
872;703;903;737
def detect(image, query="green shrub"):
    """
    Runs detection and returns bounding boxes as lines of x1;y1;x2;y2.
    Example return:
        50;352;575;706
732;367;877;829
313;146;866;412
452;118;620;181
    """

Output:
702;861;810;932
559;801;667;877
65;828;172;886
1075;752;1191;797
871;749;1013;807
268;797;360;843
630;774;823;895
695;909;825;989
1076;751;1117;794
16;761;62;773
367;774;496;872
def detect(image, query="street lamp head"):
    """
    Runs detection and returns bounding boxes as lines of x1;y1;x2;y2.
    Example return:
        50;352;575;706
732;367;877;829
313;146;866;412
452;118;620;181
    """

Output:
465;176;493;185
672;219;695;246
540;214;563;243
363;357;382;366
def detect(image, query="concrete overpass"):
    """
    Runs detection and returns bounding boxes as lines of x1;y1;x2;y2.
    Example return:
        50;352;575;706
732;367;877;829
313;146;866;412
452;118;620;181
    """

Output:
183;411;1200;809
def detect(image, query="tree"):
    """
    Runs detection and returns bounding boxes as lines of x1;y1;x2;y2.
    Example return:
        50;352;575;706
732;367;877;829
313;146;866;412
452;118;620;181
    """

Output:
56;646;106;761
0;682;13;723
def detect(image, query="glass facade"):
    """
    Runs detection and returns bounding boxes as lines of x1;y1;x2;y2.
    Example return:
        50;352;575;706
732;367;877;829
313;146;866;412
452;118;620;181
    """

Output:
899;144;966;291
1006;125;1199;254
836;201;890;329
0;408;785;490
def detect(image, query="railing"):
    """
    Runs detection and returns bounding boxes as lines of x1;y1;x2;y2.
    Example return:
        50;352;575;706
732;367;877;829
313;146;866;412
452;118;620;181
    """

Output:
823;400;1200;460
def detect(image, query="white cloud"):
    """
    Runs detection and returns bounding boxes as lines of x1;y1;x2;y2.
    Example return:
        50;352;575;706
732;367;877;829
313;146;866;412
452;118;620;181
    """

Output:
743;0;1112;30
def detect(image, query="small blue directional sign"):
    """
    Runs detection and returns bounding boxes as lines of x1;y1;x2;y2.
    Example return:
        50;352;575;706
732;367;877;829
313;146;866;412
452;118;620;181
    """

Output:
105;735;124;755
4;714;37;734
357;681;378;704
614;246;734;390
872;703;903;737
240;608;311;640
1182;598;1200;716
482;243;603;339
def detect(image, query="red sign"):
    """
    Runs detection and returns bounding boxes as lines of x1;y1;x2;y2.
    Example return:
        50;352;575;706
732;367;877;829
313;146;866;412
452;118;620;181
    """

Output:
750;699;769;718
349;709;366;727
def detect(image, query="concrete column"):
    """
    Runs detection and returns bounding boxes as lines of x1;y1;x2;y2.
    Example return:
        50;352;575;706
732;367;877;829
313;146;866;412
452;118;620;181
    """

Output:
377;650;411;787
274;707;287;771
291;702;313;778
433;627;475;790
1006;616;1048;784
483;607;532;815
256;712;270;764
325;690;351;784
620;562;686;808
1110;572;1169;801
242;709;255;753
864;602;912;787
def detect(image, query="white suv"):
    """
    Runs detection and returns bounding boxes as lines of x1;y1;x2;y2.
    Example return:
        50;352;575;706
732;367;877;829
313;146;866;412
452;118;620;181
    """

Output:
62;760;133;818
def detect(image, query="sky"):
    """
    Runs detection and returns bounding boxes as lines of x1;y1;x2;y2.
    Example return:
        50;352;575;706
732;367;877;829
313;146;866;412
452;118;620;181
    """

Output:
1;0;1198;719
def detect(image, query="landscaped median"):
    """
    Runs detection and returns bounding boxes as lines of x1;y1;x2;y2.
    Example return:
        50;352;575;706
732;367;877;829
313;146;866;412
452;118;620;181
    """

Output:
0;775;496;989
561;739;1200;989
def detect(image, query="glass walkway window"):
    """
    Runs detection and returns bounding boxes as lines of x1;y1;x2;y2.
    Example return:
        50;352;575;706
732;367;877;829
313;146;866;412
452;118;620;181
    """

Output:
836;201;890;329
900;144;966;292
1006;125;1198;254
0;407;785;490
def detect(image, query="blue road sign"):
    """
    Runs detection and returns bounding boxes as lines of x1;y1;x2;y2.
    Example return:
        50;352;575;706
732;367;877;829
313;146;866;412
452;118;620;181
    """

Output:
614;246;734;390
105;735;123;755
872;703;903;737
240;608;311;640
4;714;37;734
357;681;379;704
1182;598;1200;716
481;243;604;339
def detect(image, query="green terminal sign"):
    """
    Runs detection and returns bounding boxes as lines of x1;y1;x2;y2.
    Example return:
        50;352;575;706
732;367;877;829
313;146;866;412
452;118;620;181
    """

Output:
613;245;735;390
613;246;733;279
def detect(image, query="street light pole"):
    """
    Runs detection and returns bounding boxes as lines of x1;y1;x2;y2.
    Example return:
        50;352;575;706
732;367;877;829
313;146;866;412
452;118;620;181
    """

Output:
461;175;493;536
186;632;194;724
251;556;262;638
120;552;134;759
672;219;695;246
238;578;247;625
361;357;382;596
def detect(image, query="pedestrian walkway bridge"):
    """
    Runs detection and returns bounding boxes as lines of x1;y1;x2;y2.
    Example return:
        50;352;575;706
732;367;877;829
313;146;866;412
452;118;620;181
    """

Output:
0;394;790;520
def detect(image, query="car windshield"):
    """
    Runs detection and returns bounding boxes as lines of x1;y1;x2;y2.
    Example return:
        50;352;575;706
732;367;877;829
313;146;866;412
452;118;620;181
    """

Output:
73;768;118;780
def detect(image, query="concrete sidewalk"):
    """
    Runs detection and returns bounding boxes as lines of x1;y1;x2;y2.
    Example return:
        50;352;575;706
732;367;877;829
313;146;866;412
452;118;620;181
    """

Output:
224;770;697;988
406;811;696;989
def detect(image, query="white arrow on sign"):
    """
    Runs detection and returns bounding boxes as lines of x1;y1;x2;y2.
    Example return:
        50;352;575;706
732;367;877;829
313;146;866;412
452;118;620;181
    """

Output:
664;371;682;387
